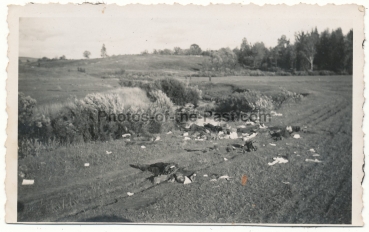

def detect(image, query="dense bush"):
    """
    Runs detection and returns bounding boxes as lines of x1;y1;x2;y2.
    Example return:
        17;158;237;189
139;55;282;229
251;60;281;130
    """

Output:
216;90;274;112
271;88;304;109
119;77;202;106
17;89;175;158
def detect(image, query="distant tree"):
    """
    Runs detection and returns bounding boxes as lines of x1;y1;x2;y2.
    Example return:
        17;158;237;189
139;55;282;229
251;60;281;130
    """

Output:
295;28;319;71
189;44;202;55
141;49;149;55
174;47;183;55
153;49;158;55
344;29;353;74
162;49;173;55
250;42;267;68
83;51;91;59
315;29;331;70
101;44;108;58
238;38;253;67
59;55;66;60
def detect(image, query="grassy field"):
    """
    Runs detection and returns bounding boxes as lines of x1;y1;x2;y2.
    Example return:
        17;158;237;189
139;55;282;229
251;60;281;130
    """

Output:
18;56;352;223
19;55;204;106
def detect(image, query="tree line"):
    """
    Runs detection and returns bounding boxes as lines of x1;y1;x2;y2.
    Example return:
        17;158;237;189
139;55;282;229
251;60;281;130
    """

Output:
143;27;353;74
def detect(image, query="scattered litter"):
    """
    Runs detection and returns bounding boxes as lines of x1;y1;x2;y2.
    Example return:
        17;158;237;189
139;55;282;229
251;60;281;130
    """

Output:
263;144;265;147
22;179;34;185
141;146;146;149
127;192;134;196
210;179;217;182
232;146;236;150
183;132;189;137
241;175;248;186
183;176;192;185
309;148;316;152
106;151;112;155
237;125;246;128
259;123;268;129
243;133;258;141
293;134;301;139
84;163;90;167
166;131;172;134
268;157;288;166
306;158;322;163
271;111;283;116
269;143;276;146
294;151;297;154
229;132;238;139
205;129;210;133
218;131;224;135
122;133;131;138
154;136;161;141
125;139;131;142
195;138;204;141
203;174;208;177
219;175;231;180
224;158;228;161
40;162;46;165
245;121;255;125
297;155;301;156
184;137;191;140
282;181;290;184
242;133;250;137
313;154;320;157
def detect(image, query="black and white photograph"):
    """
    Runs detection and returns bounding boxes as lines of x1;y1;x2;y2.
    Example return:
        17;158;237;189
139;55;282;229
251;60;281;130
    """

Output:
6;3;364;225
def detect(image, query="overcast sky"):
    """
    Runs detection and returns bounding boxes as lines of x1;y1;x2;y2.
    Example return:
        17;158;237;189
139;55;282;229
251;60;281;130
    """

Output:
19;5;353;59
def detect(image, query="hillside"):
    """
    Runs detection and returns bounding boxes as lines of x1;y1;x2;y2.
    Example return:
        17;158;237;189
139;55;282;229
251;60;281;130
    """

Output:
18;55;206;105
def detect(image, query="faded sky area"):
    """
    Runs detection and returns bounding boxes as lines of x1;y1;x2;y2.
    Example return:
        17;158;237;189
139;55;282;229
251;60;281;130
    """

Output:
19;4;353;59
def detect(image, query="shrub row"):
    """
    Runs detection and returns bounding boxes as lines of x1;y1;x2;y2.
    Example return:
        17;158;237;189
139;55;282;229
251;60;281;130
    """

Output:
119;77;202;106
18;90;175;158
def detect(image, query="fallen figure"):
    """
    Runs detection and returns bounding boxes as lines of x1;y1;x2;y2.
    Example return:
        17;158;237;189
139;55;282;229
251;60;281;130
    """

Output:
129;162;196;184
269;125;303;140
243;140;258;152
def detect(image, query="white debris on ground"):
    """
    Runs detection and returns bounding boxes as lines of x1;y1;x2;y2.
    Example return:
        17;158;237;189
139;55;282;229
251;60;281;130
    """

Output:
271;111;283;116
268;157;289;166
183;132;189;137
125;139;130;142
84;163;90;167
306;158;322;163
22;179;34;185
122;133;131;138
243;133;258;141
183;176;192;185
218;175;231;180
203;174;208;177
166;131;172;134
224;158;228;161
141;146;146;149
106;151;112;155
309;148;316;152
154;136;161;141
237;125;246;128
127;192;134;196
269;143;276;146
293;134;301;139
210;179;217;182
184;137;191;140
313;154;320;157
282;181;290;184
270;111;283;117
229;132;238;139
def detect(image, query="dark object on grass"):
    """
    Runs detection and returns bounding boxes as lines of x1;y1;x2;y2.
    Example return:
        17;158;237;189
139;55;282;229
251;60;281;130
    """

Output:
204;123;223;132
243;140;258;152
130;162;179;176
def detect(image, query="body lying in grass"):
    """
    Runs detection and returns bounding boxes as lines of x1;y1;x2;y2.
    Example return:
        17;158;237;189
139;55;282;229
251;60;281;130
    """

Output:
130;162;196;184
